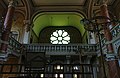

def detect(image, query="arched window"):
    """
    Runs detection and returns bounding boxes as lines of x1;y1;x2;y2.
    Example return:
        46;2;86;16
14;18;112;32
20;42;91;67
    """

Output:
50;30;70;44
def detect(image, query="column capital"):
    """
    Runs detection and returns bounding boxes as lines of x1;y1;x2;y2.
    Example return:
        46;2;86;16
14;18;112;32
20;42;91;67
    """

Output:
23;20;31;32
8;0;18;8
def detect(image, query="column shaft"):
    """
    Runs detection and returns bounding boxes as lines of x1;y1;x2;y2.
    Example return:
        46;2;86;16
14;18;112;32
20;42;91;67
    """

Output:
100;3;120;78
100;4;113;52
23;20;31;44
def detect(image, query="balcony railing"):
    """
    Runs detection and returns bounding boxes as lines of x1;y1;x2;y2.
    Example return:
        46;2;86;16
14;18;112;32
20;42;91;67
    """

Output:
8;36;22;56
0;35;22;61
0;22;120;60
24;43;97;53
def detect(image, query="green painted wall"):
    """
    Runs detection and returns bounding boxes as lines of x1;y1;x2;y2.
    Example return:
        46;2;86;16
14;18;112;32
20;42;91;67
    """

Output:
33;12;85;37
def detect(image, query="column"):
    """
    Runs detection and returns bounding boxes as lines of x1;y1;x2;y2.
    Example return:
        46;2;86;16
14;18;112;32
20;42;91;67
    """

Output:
23;20;31;44
65;55;71;78
85;56;93;78
0;0;17;53
100;2;120;78
46;55;51;78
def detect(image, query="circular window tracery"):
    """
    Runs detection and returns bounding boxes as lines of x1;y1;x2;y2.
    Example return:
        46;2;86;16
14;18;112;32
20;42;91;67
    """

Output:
50;30;70;44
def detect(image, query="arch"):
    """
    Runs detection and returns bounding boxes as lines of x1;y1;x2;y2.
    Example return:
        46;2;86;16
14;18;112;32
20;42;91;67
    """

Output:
32;12;86;38
31;11;86;21
87;0;94;18
22;0;31;20
15;10;26;18
39;26;82;43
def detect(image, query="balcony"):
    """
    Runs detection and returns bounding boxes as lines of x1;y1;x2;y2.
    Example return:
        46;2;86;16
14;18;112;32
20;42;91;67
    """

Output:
24;43;97;55
0;23;120;61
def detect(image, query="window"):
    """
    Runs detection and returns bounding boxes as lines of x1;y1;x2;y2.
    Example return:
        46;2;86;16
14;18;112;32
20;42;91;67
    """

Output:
50;30;70;44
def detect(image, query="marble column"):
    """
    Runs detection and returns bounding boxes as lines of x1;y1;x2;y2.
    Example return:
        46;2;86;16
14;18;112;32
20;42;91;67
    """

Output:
0;0;17;53
100;2;120;78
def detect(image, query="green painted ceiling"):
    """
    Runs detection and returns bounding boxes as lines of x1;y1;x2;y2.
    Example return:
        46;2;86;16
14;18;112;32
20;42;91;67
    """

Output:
33;12;85;37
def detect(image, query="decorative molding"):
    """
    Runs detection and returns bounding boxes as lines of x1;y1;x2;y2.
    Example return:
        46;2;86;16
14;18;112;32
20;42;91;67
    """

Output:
8;0;18;8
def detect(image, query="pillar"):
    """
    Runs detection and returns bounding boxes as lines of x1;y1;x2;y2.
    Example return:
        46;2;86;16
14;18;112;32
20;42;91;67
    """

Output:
46;55;51;78
0;0;17;53
23;20;31;44
85;56;94;78
100;2;120;78
65;55;71;78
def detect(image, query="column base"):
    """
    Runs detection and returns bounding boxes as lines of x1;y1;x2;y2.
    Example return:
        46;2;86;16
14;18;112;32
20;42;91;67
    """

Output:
106;54;120;78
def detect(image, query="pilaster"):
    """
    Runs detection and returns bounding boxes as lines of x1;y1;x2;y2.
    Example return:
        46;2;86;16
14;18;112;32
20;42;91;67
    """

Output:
23;20;31;44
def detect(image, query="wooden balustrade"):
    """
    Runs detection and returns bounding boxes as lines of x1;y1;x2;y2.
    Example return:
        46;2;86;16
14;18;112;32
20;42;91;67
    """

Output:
9;36;21;49
24;44;97;53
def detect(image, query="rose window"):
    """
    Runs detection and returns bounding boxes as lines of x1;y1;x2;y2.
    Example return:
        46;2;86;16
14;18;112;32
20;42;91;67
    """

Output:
50;30;70;44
